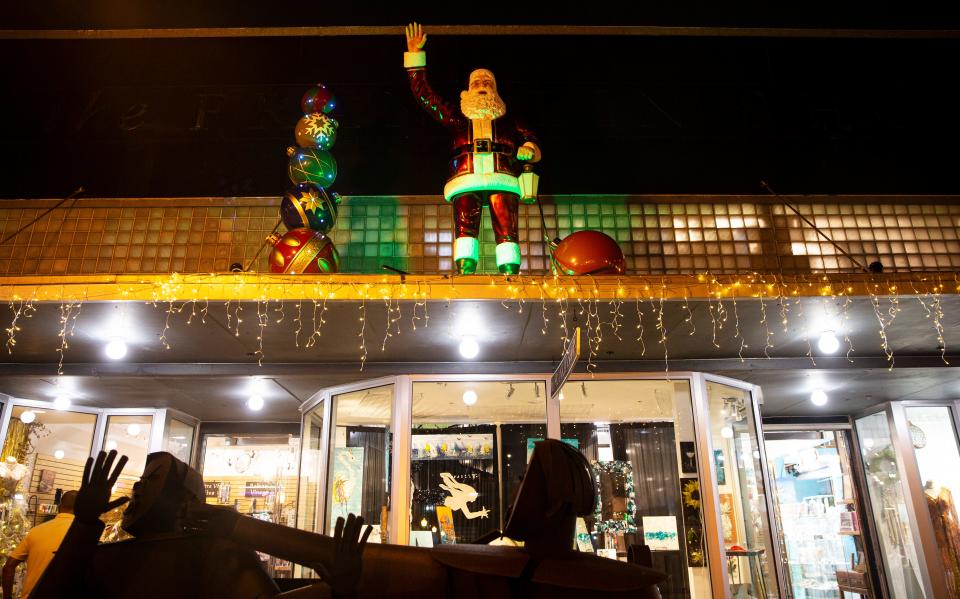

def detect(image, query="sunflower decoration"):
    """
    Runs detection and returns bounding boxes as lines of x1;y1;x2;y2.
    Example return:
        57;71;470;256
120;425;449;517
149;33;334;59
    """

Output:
682;479;700;511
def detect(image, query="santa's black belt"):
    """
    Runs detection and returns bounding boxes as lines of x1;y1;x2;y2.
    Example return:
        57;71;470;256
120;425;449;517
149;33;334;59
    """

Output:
454;141;511;154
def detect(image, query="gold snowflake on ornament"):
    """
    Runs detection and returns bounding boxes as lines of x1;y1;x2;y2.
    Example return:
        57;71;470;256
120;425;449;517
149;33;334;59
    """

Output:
304;114;338;138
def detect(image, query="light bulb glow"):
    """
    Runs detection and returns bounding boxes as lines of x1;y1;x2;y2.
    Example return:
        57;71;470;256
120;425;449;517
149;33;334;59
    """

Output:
126;424;141;437
54;395;72;410
810;389;829;406
558;391;565;401
104;338;128;360
462;390;478;406
54;450;65;460
247;395;265;411
105;440;118;451
458;336;479;359
817;331;840;354
19;411;36;424
720;426;734;439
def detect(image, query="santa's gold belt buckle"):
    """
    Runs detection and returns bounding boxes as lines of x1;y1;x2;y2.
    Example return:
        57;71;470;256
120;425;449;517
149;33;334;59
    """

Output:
473;139;492;153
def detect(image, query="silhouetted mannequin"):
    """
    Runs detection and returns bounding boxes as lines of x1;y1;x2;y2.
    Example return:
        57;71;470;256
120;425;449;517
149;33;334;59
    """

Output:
187;440;666;598
32;451;364;599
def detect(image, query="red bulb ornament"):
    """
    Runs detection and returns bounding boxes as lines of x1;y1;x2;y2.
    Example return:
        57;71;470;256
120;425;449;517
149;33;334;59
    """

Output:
550;230;625;275
267;228;340;274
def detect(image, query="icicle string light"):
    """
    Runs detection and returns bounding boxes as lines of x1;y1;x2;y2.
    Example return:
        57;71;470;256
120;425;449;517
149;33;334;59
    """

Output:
0;272;954;372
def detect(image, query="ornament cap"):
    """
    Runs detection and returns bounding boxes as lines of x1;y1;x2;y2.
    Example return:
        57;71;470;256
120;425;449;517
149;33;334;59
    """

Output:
286;146;296;157
266;233;281;246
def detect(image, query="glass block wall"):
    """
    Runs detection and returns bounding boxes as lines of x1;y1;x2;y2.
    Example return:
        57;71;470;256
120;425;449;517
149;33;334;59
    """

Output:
0;196;957;276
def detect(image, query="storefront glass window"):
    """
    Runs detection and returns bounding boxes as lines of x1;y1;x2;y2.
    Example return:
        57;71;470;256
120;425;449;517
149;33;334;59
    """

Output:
855;411;926;599
766;430;867;598
1;406;97;518
102;415;153;477
298;401;325;533
559;379;711;599
905;406;960;597
408;380;545;546
706;381;777;598
161;415;194;463
200;433;300;578
328;384;393;541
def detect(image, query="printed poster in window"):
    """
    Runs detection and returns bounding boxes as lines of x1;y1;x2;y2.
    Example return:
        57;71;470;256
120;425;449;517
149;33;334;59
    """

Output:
436;505;456;544
526;438;579;462
328;447;364;531
719;493;740;545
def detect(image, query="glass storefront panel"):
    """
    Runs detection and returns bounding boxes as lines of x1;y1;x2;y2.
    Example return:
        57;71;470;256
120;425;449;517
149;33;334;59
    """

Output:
298;400;325;533
706;381;777;598
161;415;194;463
904;406;960;598
102;414;153;476
328;384;393;541
1;406;97;519
855;411;926;599
559;379;710;599
766;430;867;598
199;432;300;578
409;380;545;546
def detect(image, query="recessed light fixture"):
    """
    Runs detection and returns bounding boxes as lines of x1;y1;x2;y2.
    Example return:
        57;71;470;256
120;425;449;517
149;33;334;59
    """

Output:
54;450;65;460
19;411;36;424
126;424;141;437
105;440;118;451
817;331;840;354
104;337;128;360
720;426;734;439
53;395;72;410
247;395;265;411
458;336;479;359
558;391;565;401
462;390;478;406
810;389;829;406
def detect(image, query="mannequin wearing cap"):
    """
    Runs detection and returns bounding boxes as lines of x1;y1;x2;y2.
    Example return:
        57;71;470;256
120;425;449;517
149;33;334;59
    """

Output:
32;451;357;599
404;22;541;275
184;440;666;598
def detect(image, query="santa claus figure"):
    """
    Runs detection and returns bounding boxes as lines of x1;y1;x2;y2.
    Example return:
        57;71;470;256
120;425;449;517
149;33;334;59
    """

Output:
404;22;541;274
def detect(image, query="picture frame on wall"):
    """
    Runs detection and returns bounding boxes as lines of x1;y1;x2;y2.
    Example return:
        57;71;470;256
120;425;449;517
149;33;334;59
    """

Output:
679;442;697;474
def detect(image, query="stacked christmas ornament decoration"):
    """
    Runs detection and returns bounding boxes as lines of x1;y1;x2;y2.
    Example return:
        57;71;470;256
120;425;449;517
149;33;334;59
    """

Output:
268;83;343;274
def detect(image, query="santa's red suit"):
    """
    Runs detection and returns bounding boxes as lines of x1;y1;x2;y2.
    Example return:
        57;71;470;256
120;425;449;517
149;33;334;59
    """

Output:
405;50;541;274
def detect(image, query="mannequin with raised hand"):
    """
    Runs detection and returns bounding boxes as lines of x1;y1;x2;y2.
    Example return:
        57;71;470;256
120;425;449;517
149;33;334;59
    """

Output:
185;440;666;598
30;450;353;599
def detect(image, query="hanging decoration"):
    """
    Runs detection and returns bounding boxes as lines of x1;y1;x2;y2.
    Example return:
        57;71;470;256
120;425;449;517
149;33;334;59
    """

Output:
271;80;344;273
592;460;637;534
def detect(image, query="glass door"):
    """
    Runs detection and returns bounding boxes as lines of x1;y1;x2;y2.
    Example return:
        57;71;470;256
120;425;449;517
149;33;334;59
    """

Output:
765;428;874;598
703;377;780;598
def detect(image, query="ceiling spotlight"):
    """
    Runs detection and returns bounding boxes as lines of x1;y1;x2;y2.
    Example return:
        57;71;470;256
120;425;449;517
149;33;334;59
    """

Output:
53;395;72;411
462;390;478;406
817;331;840;354
720;426;734;439
558;391;565;401
105;440;118;451
250;377;268;393
458;336;479;359
54;450;65;460
810;389;829;406
19;411;36;424
126;424;142;437
104;338;128;360
247;395;265;411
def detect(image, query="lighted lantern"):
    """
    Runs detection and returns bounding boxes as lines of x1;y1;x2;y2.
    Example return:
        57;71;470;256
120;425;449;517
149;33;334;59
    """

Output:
519;163;539;205
267;228;340;274
551;230;625;275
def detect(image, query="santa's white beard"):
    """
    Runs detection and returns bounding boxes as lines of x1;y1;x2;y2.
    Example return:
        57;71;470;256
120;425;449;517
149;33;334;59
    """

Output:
460;91;506;120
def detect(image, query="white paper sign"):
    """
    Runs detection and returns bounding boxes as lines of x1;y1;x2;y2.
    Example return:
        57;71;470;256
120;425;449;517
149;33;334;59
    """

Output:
642;516;680;551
